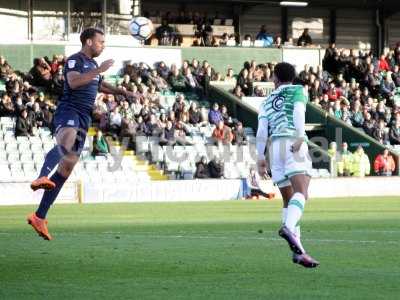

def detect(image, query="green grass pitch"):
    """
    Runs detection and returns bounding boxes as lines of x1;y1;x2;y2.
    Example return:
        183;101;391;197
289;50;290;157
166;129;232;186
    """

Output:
1;197;399;300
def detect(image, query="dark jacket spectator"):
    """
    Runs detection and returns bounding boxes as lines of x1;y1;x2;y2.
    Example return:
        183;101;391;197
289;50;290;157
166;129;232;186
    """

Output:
172;94;186;120
372;120;390;144
232;122;247;145
389;120;400;145
0;94;15;117
159;121;176;146
194;156;209;179
297;29;313;46
155;20;174;46
208;158;224;178
188;102;201;125
15;109;33;137
168;69;187;92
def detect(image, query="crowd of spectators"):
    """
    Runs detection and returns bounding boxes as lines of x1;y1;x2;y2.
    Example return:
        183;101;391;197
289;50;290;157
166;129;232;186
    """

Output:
328;141;397;177
300;43;400;147
0;55;59;137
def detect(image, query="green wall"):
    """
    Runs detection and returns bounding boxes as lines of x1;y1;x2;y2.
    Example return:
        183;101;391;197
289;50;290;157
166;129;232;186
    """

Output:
2;44;284;75
0;44;64;72
181;47;282;74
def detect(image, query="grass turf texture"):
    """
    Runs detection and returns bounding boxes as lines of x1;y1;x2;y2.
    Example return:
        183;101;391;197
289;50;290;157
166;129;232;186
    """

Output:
1;197;399;300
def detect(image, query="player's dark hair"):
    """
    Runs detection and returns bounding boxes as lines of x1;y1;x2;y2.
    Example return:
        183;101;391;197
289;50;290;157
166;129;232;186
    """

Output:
80;28;104;46
274;62;296;83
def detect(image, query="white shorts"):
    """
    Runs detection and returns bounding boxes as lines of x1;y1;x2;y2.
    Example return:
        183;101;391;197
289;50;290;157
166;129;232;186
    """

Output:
268;137;312;188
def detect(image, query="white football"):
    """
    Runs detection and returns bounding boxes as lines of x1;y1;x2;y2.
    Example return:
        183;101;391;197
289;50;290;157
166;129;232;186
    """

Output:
128;17;153;41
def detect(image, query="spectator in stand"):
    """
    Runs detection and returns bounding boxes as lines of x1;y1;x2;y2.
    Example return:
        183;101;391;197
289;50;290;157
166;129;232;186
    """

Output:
184;67;203;96
233;85;245;98
92;130;110;157
168;68;187;92
362;112;375;136
219;33;229;46
309;79;323;102
274;36;283;48
208;157;224;178
0;93;15;117
246;167;274;199
155;19;174;46
208;102;223;125
350;100;364;128
374;149;396;176
29;57;52;90
15;108;34;137
380;73;396;103
159;120;176;146
148;69;169;92
156;61;170;80
29;102;45;128
0;56;13;80
237;68;253;96
194;156;209;179
255;25;273;47
297;28;313;46
378;54;390;72
172;94;186;120
389;117;400;145
351;145;370;177
373;119;390;145
212;120;233;145
327;82;342;102
52;65;64;96
337;142;353;177
391;65;400;87
188;102;201;126
232;122;247;145
109;106;122;136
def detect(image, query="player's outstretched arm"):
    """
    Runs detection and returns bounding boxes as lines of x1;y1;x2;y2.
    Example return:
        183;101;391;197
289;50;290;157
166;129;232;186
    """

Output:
99;81;129;97
256;116;269;177
67;59;114;89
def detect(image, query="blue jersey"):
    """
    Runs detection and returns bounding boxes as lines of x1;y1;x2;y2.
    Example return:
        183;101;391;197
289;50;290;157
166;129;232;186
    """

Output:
58;52;102;115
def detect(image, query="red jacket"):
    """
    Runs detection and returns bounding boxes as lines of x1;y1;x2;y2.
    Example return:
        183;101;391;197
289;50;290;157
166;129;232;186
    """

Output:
379;59;390;72
373;154;395;174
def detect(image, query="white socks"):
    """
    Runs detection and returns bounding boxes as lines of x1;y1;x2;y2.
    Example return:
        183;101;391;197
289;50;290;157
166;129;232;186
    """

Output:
284;192;306;233
281;208;288;224
282;203;306;253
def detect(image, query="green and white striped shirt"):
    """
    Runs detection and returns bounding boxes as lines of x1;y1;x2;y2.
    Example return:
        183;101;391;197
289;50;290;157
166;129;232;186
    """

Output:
258;84;308;140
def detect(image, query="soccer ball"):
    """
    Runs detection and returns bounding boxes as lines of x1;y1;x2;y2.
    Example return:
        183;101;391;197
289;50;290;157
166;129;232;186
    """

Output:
128;17;153;41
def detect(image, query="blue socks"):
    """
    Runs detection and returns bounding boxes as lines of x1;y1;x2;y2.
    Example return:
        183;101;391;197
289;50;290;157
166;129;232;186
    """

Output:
38;145;68;178
36;171;67;219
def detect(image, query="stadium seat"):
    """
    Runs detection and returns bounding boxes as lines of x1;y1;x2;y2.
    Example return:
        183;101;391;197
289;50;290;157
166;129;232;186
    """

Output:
135;136;149;154
20;153;33;163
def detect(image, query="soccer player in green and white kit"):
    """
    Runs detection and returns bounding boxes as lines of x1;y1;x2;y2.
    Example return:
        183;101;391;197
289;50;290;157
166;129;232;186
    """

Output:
256;62;319;268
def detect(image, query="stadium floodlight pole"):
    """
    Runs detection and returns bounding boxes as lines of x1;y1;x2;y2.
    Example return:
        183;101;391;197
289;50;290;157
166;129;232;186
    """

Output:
280;1;308;7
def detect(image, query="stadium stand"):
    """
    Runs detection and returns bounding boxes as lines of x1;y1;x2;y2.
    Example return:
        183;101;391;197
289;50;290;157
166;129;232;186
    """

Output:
2;39;400;182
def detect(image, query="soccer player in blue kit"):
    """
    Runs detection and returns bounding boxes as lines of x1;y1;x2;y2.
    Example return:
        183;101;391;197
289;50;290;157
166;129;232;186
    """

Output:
27;28;134;240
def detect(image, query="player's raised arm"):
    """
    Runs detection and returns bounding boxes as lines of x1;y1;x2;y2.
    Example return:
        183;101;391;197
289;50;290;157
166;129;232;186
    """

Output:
67;59;114;90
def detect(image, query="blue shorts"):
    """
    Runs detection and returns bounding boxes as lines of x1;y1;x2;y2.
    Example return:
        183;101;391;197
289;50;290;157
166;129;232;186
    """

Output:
52;108;91;155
